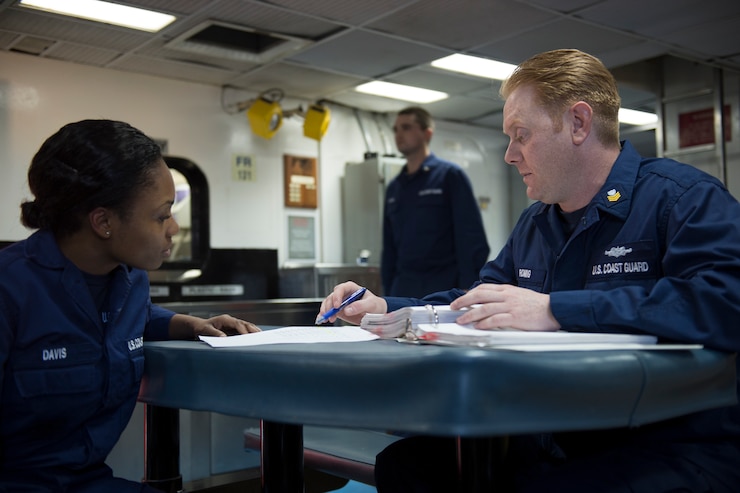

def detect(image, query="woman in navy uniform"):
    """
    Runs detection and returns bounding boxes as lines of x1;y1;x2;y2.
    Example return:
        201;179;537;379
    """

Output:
0;120;260;492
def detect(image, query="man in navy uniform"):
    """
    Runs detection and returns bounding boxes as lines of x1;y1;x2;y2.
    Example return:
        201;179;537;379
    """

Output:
321;50;740;493
382;106;489;297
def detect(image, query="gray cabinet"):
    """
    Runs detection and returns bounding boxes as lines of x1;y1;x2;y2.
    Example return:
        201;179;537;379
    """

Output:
341;156;405;266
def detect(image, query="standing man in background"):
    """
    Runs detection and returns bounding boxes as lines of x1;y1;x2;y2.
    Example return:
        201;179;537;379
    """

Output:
382;106;490;297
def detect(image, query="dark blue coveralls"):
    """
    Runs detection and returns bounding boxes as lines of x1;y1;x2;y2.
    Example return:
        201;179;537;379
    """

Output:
381;153;490;297
0;230;173;492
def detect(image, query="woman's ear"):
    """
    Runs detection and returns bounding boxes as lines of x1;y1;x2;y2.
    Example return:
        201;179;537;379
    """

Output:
89;207;112;239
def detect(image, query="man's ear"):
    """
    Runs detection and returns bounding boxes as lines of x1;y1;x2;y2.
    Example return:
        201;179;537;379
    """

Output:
89;207;112;239
570;101;593;145
424;127;434;144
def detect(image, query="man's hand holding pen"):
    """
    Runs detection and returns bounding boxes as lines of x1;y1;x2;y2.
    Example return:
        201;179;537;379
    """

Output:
317;282;388;325
317;281;559;331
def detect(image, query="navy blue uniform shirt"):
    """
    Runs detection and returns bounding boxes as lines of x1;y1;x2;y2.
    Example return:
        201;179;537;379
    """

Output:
0;230;174;488
381;153;489;297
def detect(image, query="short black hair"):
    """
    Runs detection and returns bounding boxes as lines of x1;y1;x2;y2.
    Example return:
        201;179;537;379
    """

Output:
398;106;434;131
21;120;163;238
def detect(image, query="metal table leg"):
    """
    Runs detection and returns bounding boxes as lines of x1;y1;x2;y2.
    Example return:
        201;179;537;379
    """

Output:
456;436;509;492
260;420;304;493
143;404;183;493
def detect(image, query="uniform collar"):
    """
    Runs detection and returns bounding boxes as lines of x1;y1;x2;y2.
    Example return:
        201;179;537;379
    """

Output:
533;140;640;215
25;228;133;276
532;140;641;248
402;152;437;176
25;229;134;327
589;140;641;220
25;229;69;269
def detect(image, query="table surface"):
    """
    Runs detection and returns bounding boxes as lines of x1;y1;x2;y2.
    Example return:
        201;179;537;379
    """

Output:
139;337;737;437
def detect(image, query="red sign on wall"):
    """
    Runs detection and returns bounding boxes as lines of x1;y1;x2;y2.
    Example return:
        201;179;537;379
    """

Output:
678;105;732;148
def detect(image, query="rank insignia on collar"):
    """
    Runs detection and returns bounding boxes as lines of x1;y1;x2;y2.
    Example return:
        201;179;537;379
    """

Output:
606;188;621;202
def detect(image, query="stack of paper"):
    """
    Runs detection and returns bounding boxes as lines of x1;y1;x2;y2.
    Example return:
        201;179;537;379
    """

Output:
360;305;469;338
414;323;659;349
360;305;674;350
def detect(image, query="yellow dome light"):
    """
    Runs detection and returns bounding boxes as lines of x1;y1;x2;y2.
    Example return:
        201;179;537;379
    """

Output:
303;104;331;141
247;97;283;139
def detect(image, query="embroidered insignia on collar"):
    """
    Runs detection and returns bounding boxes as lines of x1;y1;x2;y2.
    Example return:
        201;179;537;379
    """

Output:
606;188;621;202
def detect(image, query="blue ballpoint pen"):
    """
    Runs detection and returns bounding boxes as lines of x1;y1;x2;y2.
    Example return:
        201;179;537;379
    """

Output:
315;287;367;325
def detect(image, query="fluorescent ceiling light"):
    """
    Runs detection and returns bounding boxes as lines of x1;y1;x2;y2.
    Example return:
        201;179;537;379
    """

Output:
431;53;517;80
19;0;176;32
618;108;658;126
355;81;448;104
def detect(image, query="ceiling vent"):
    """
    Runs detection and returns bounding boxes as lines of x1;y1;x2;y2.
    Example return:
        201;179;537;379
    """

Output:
165;21;311;64
11;35;55;56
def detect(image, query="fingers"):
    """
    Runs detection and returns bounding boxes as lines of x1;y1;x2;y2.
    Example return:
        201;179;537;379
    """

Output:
454;302;507;328
450;283;503;310
318;281;362;319
317;282;386;325
450;285;558;331
204;315;262;337
340;293;387;325
458;307;516;330
237;320;262;334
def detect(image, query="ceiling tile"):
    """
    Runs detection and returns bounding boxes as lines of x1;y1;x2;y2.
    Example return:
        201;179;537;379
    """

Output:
287;30;449;78
47;42;121;66
660;16;740;58
368;0;557;51
576;0;740;38
473;18;644;65
0;10;151;51
521;0;600;13
228;62;365;99
0;30;19;50
257;0;419;26
324;89;412;114
111;54;239;85
596;41;668;69
386;67;495;95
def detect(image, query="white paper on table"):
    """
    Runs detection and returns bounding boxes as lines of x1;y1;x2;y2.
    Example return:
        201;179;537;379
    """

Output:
468;343;704;352
412;324;702;351
199;325;380;348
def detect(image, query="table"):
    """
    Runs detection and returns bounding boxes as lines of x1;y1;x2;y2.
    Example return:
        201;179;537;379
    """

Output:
138;338;737;492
